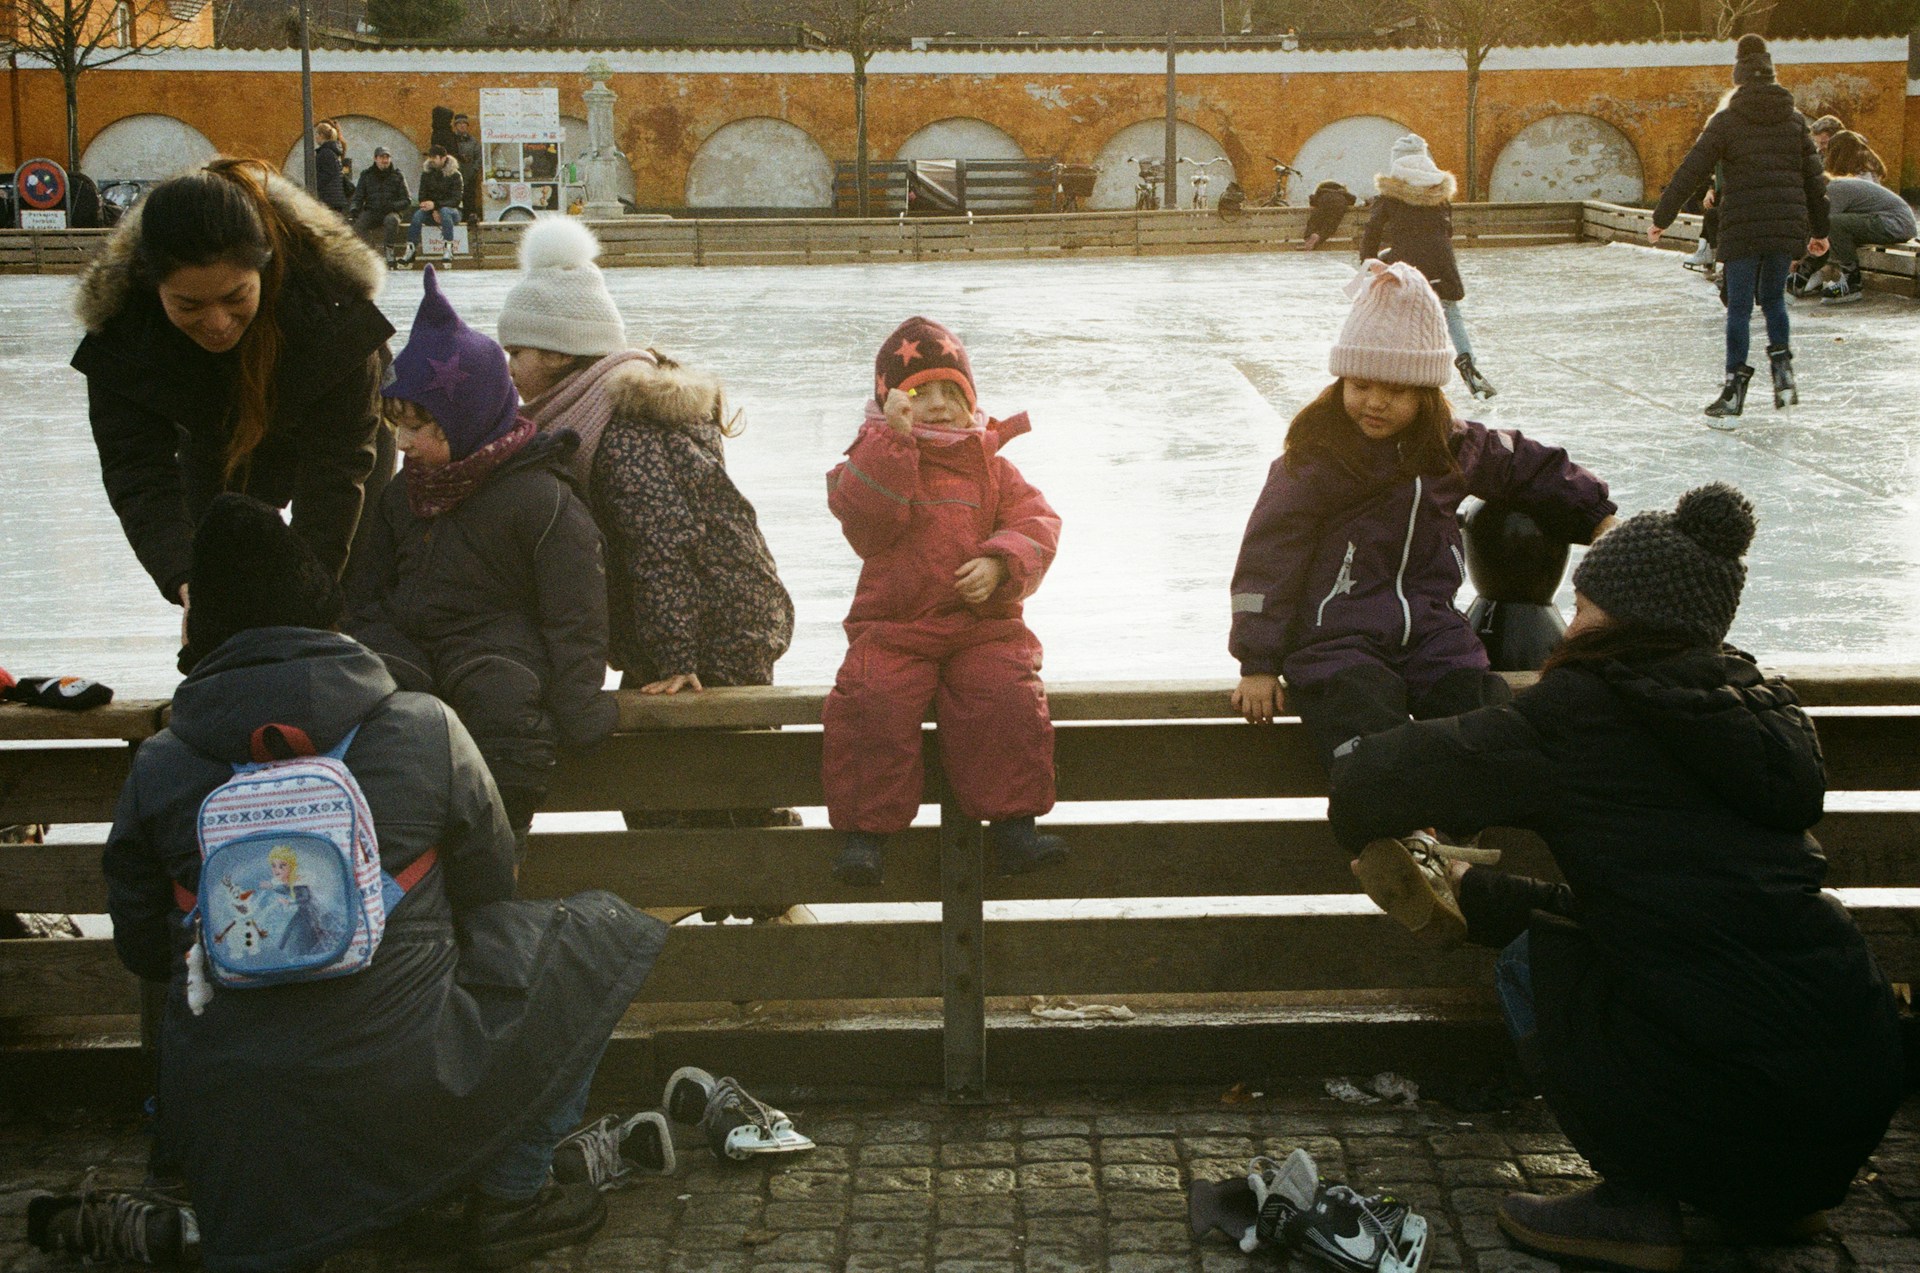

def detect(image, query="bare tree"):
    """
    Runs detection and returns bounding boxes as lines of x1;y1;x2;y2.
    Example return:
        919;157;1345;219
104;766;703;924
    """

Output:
6;0;200;174
741;0;915;216
1405;0;1559;198
1706;0;1776;35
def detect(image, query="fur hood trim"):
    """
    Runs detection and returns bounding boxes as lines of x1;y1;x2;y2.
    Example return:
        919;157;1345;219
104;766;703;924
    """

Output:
74;169;385;333
604;358;723;429
1374;172;1457;206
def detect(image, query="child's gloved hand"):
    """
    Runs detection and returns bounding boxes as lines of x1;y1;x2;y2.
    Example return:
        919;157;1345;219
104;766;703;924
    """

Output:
1232;674;1284;725
883;388;914;437
1;675;115;711
954;556;1006;605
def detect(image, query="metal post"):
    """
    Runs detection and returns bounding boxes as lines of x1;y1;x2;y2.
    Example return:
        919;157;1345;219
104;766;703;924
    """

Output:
1164;28;1178;212
298;0;316;193
940;798;987;1104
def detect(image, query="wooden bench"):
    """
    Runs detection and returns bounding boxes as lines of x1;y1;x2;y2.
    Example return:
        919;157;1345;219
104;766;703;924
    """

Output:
1582;200;1920;299
3;670;1915;1101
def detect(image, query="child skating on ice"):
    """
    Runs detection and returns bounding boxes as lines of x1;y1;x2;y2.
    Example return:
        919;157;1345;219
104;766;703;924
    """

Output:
1229;260;1616;941
822;317;1064;887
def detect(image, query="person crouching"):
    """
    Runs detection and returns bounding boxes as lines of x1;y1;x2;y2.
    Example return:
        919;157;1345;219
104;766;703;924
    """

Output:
821;317;1064;886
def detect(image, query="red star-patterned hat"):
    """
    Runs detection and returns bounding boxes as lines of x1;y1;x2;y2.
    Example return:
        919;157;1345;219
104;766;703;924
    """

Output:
385;265;521;460
873;316;975;410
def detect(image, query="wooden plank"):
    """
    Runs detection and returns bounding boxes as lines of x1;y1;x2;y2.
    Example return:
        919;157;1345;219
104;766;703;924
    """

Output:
0;938;140;1018
0;746;132;824
0;700;168;742
0;842;107;912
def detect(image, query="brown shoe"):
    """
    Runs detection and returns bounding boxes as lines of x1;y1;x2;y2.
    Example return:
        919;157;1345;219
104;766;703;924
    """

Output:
1497;1181;1684;1272
1351;832;1493;947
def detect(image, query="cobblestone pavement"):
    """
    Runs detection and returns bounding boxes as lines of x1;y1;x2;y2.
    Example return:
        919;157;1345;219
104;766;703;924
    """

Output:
2;1087;1916;1272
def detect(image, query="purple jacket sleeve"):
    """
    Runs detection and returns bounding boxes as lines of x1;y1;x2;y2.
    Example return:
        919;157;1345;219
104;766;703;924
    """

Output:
1456;421;1616;545
1229;457;1326;677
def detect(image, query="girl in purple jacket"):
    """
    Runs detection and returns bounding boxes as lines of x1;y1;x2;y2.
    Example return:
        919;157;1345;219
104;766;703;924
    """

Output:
1229;262;1616;918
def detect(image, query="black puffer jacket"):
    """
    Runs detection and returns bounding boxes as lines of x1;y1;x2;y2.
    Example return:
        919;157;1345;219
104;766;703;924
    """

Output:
348;162;412;220
314;139;348;212
343;429;617;790
1653;82;1828;261
104;628;665;1273
1327;648;1903;1224
71;172;394;601
417;162;463;215
1359;172;1464;301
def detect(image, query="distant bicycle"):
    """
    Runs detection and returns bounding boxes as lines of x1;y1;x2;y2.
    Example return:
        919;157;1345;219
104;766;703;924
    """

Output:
1128;157;1166;210
1180;156;1232;210
1262;157;1304;207
1052;162;1097;213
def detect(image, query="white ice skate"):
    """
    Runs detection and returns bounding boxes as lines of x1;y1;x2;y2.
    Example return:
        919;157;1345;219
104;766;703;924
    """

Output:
1190;1149;1428;1272
1682;241;1715;274
662;1066;814;1161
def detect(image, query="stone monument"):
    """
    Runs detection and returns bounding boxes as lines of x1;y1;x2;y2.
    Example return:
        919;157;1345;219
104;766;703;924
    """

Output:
580;57;630;219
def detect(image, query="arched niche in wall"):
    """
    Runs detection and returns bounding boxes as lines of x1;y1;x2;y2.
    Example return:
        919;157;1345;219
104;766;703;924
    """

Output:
1489;114;1644;204
281;115;421;186
894;117;1026;162
1289;115;1409;206
1090;119;1234;210
685;117;833;208
81;114;217;181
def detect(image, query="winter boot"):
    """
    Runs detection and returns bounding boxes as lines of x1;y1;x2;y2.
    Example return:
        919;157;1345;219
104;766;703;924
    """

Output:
1681;239;1714;272
1767;344;1797;408
1496;1180;1684;1272
27;1185;198;1265
1704;365;1752;421
462;1181;606;1270
399;241;417;267
663;1067;815;1161
1454;353;1498;400
1351;832;1501;948
552;1110;675;1188
831;831;885;886
990;816;1068;877
442;237;456;265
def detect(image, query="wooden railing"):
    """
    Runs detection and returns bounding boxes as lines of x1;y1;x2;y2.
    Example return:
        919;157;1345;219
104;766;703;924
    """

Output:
1582;200;1920;298
3;670;1916;1100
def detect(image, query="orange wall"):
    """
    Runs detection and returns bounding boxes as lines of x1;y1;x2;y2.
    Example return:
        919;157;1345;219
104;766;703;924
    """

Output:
2;55;1909;200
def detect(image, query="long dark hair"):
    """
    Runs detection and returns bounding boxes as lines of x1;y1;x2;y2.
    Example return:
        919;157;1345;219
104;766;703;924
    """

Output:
1282;378;1460;480
135;159;292;484
1539;618;1706;676
1823;130;1887;181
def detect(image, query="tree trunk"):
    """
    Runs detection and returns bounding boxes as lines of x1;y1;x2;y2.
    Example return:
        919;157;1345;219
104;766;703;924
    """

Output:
65;71;81;177
1464;55;1481;202
853;56;870;218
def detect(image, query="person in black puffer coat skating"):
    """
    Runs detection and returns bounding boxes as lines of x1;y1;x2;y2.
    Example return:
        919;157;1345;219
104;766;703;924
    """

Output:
1652;35;1829;419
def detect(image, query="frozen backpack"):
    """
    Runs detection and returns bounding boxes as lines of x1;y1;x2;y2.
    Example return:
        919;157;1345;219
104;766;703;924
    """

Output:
173;721;436;1008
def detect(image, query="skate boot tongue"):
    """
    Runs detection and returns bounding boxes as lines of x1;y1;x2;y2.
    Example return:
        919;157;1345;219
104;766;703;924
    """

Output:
1244;1149;1319;1252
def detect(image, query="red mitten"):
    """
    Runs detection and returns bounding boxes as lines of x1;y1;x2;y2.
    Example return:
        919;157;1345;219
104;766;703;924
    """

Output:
0;667;14;692
1;676;114;711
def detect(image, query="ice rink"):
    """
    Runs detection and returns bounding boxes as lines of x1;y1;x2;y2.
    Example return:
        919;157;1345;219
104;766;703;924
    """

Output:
5;238;1919;696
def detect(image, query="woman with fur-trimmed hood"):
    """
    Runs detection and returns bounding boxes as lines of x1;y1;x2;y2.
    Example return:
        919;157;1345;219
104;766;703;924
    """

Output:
71;159;394;649
497;218;794;695
1359;134;1496;400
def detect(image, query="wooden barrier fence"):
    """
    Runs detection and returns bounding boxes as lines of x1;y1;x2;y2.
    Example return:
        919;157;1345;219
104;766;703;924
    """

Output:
1582;200;1920;298
2;669;1916;1100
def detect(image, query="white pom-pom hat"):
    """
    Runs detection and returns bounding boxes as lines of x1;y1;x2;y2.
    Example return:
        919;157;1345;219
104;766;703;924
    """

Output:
496;215;628;357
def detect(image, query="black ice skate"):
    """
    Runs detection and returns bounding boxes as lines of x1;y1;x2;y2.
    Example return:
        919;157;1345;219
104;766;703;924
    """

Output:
1704;365;1753;424
663;1066;815;1161
552;1110;675;1188
1767;344;1797;408
1255;1149;1428;1272
1454;353;1498;400
27;1182;199;1266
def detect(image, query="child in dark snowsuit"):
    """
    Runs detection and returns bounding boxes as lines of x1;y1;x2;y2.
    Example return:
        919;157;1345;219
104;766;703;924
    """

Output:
1360;133;1497;400
345;266;617;848
1301;180;1358;251
822;317;1064;887
1230;261;1615;929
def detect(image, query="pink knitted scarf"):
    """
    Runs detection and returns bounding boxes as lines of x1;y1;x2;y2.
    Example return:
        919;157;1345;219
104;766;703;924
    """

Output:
523;348;658;483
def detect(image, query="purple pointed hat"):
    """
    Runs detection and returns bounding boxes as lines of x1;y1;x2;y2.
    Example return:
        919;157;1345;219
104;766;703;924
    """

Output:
385;266;520;460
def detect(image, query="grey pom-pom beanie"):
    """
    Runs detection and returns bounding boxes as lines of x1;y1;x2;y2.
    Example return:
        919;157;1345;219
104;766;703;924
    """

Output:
1570;482;1756;646
496;216;627;357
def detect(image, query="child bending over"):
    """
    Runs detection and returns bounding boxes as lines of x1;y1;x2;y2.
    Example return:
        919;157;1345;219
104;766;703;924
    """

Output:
1230;261;1615;939
822;317;1064;887
345;267;616;852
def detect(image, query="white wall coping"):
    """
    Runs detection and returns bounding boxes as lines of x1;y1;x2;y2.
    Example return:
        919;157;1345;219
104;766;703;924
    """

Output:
17;36;1909;76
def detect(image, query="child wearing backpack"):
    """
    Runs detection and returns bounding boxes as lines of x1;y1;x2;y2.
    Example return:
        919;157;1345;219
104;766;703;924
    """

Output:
1359;134;1497;400
821;317;1064;887
344;267;617;851
1229;261;1615;929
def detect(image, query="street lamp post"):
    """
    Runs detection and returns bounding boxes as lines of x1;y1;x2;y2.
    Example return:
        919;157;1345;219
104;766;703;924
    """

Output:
298;0;316;193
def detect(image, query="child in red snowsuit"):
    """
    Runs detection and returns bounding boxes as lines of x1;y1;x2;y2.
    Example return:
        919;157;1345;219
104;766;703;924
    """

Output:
822;316;1064;887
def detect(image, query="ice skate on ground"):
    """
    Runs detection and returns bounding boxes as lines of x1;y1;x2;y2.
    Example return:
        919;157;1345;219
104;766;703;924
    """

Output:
662;1065;815;1161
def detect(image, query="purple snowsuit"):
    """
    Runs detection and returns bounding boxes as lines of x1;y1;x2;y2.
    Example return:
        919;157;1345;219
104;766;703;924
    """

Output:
1230;419;1614;693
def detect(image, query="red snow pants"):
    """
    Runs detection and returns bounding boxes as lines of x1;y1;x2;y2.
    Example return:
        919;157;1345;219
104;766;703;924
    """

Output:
821;625;1055;834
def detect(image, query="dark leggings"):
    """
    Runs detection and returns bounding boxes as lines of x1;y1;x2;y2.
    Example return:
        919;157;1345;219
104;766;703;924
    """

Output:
1288;660;1513;773
1722;252;1792;372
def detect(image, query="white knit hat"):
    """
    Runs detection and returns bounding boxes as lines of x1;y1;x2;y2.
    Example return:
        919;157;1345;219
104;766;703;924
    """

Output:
1328;260;1453;387
496;217;627;357
1387;133;1450;189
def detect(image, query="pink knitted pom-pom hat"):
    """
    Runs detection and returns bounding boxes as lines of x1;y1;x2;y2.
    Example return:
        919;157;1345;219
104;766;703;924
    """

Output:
1327;258;1453;388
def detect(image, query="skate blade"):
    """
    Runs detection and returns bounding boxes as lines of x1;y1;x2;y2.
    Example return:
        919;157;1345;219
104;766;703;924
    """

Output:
721;1120;815;1159
1384;1211;1429;1273
1187;1176;1259;1245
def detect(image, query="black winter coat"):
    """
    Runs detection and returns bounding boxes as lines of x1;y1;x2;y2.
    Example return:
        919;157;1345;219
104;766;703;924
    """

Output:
1653;82;1828;262
71;172;394;601
343;429;617;790
1360;172;1464;301
314;139;348;212
587;360;794;686
104;628;665;1273
418;163;463;215
1327;649;1904;1223
348;163;413;220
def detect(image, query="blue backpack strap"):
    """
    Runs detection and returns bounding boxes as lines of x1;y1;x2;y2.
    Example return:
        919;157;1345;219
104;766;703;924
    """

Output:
323;723;362;762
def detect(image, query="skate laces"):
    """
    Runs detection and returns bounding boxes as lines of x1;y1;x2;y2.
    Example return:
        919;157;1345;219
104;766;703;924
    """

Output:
562;1116;630;1187
1407;833;1501;869
710;1077;778;1132
64;1172;175;1264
